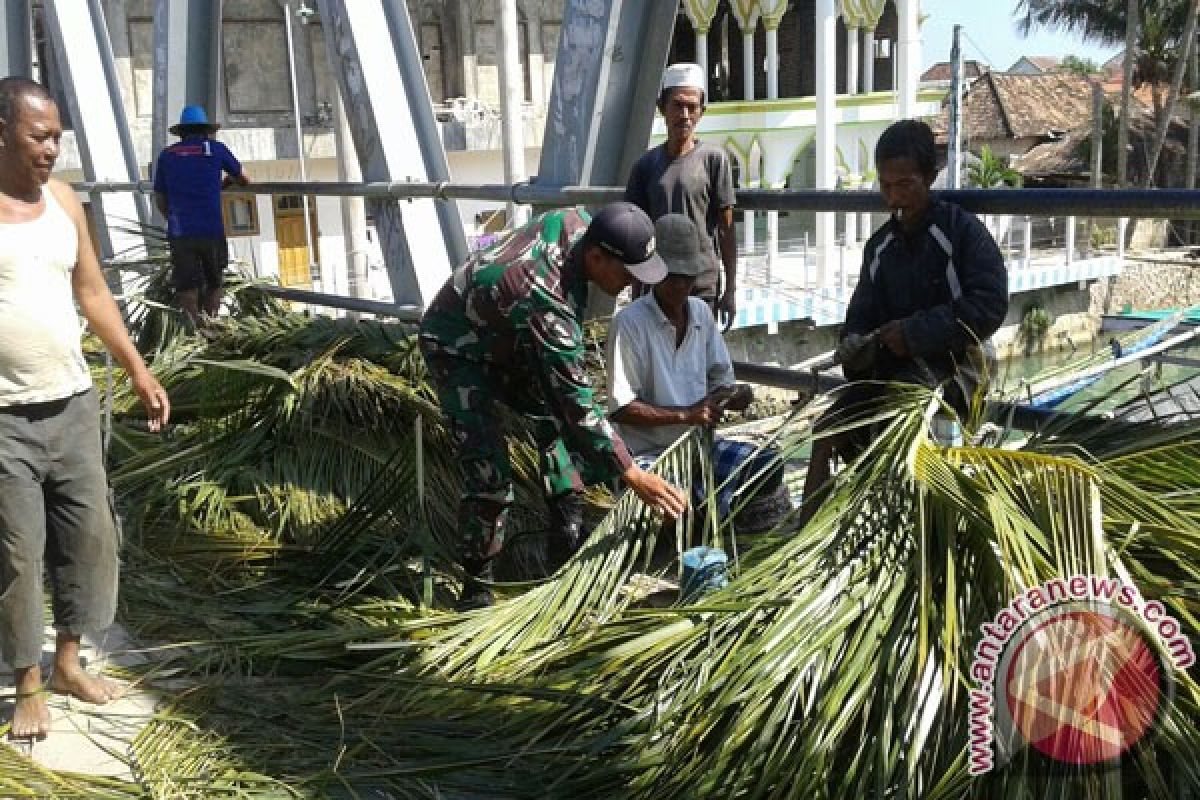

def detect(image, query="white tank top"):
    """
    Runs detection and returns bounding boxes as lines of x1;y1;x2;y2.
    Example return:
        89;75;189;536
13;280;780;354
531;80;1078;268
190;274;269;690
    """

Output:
0;187;91;406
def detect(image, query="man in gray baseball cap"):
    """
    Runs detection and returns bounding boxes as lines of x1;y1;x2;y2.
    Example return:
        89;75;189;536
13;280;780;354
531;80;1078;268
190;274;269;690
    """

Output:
605;215;786;528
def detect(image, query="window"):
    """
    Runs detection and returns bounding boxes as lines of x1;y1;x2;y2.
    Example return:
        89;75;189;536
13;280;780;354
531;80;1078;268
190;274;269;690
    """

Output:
275;194;306;212
222;195;259;236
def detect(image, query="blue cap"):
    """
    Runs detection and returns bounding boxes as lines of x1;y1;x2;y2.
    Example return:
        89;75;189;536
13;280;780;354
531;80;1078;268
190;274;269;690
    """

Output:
170;105;219;135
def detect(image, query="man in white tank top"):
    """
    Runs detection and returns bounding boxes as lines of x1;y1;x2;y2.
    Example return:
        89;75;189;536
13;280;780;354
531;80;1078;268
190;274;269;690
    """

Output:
0;77;170;742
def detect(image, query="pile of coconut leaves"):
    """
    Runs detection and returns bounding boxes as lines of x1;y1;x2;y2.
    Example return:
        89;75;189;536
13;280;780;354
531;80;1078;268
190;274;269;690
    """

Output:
3;261;1199;799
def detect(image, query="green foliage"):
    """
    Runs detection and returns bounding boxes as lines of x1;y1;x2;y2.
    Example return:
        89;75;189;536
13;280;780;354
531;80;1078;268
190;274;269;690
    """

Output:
968;145;1023;188
1061;53;1100;76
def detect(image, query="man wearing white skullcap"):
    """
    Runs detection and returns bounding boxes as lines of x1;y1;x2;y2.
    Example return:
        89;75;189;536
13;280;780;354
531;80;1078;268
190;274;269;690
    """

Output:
625;62;738;330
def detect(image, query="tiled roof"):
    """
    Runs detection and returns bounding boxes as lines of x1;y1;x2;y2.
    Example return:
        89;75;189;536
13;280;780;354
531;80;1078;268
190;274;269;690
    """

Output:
921;60;989;83
931;72;1097;142
1025;56;1062;72
1014;109;1189;185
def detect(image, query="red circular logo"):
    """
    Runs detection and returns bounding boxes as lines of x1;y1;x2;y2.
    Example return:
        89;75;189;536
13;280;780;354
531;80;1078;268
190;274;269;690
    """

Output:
1000;607;1165;766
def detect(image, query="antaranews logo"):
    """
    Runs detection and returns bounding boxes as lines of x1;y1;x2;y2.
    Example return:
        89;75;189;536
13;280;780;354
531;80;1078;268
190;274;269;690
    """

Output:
967;575;1195;775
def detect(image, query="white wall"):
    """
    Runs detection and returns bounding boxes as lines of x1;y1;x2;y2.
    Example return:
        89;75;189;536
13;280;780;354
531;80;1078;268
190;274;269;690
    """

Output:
446;146;542;234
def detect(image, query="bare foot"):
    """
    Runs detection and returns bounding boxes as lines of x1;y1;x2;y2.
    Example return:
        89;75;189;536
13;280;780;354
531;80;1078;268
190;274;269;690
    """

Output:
10;692;51;741
47;666;122;705
9;666;50;741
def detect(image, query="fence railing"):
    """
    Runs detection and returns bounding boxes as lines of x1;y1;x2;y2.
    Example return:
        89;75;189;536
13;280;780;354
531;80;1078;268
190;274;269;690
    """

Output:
78;180;1200;326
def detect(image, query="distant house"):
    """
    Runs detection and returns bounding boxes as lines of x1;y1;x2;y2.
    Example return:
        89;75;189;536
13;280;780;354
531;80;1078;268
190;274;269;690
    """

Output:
1007;56;1062;74
920;59;988;86
930;71;1096;161
1015;106;1189;189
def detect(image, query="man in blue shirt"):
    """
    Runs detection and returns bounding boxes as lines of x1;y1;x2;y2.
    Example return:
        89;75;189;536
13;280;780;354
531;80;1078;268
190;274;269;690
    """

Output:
153;105;249;325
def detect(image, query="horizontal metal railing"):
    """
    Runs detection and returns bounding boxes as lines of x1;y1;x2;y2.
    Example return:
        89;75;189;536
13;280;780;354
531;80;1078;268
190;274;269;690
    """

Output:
74;180;1200;219
79;179;1199;429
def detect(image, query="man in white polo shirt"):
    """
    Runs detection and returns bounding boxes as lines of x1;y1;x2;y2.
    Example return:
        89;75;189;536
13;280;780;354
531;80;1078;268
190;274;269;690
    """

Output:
606;214;782;522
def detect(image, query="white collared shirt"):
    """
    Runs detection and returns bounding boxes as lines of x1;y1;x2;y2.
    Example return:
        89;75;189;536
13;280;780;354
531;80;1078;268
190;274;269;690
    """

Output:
606;293;736;455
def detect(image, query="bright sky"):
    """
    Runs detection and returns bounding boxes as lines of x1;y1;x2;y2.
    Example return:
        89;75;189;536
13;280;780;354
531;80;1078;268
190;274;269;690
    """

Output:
920;0;1121;72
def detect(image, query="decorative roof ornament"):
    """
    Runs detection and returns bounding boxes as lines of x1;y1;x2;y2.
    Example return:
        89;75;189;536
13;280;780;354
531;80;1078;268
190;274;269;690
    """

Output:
838;0;887;30
682;0;721;34
760;0;788;31
728;0;761;32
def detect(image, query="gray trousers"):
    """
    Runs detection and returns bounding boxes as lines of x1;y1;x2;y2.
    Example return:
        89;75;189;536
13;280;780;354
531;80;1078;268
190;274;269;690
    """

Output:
0;389;119;669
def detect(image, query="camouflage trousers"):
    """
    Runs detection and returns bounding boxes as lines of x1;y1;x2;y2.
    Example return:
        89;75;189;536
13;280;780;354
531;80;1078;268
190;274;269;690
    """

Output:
421;348;592;562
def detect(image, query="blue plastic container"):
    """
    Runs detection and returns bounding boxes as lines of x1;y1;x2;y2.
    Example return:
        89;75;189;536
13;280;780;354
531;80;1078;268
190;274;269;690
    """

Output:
681;546;729;602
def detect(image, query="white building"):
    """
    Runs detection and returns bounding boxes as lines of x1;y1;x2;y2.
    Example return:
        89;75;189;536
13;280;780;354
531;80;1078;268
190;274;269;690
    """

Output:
42;0;931;319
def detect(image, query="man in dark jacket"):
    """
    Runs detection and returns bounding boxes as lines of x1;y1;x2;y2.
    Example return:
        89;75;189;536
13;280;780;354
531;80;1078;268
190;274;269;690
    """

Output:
798;119;1008;526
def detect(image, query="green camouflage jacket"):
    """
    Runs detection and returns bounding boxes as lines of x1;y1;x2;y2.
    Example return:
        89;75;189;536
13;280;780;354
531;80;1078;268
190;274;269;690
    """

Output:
419;209;634;482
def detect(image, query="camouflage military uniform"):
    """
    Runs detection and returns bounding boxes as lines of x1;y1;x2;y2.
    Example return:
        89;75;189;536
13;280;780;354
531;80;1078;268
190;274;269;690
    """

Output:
419;209;634;562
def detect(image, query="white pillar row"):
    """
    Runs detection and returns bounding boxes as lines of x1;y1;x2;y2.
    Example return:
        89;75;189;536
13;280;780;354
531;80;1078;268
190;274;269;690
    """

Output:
845;26;859;95
895;0;920;117
695;30;709;96
815;0;838;285
862;28;875;92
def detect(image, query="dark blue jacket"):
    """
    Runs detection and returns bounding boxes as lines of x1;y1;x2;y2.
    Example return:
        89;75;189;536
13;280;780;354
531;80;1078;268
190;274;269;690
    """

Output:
844;200;1008;384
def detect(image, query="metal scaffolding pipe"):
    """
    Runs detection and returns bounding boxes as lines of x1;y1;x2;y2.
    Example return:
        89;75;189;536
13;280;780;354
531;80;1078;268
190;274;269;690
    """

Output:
69;181;1200;219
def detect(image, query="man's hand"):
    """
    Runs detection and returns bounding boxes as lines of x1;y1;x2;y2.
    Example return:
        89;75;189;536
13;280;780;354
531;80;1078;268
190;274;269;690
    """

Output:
717;290;737;331
709;384;753;413
621;465;687;519
724;383;754;412
878;320;910;357
131;370;170;432
684;397;721;427
835;332;878;372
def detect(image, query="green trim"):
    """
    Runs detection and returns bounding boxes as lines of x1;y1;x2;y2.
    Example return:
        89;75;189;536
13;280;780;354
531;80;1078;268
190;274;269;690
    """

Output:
702;89;945;116
649;119;891;143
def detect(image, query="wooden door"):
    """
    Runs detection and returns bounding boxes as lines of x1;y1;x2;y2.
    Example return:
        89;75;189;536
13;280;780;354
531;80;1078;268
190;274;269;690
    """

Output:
274;195;318;287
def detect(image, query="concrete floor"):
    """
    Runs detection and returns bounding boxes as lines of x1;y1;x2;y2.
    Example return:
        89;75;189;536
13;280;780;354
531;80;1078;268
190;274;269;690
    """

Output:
0;624;158;782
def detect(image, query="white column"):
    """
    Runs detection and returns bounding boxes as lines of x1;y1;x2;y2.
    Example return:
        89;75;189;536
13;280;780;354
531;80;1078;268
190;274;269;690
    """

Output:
1065;216;1076;265
862;28;875;93
895;0;920;117
845;146;859;248
696;31;709;97
860;208;873;240
845;26;860;95
333;83;370;300
767;203;779;283
815;0;837;284
744;208;756;252
498;0;528;226
765;27;779;99
743;30;755;100
844;27;860;248
1023;216;1033;266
